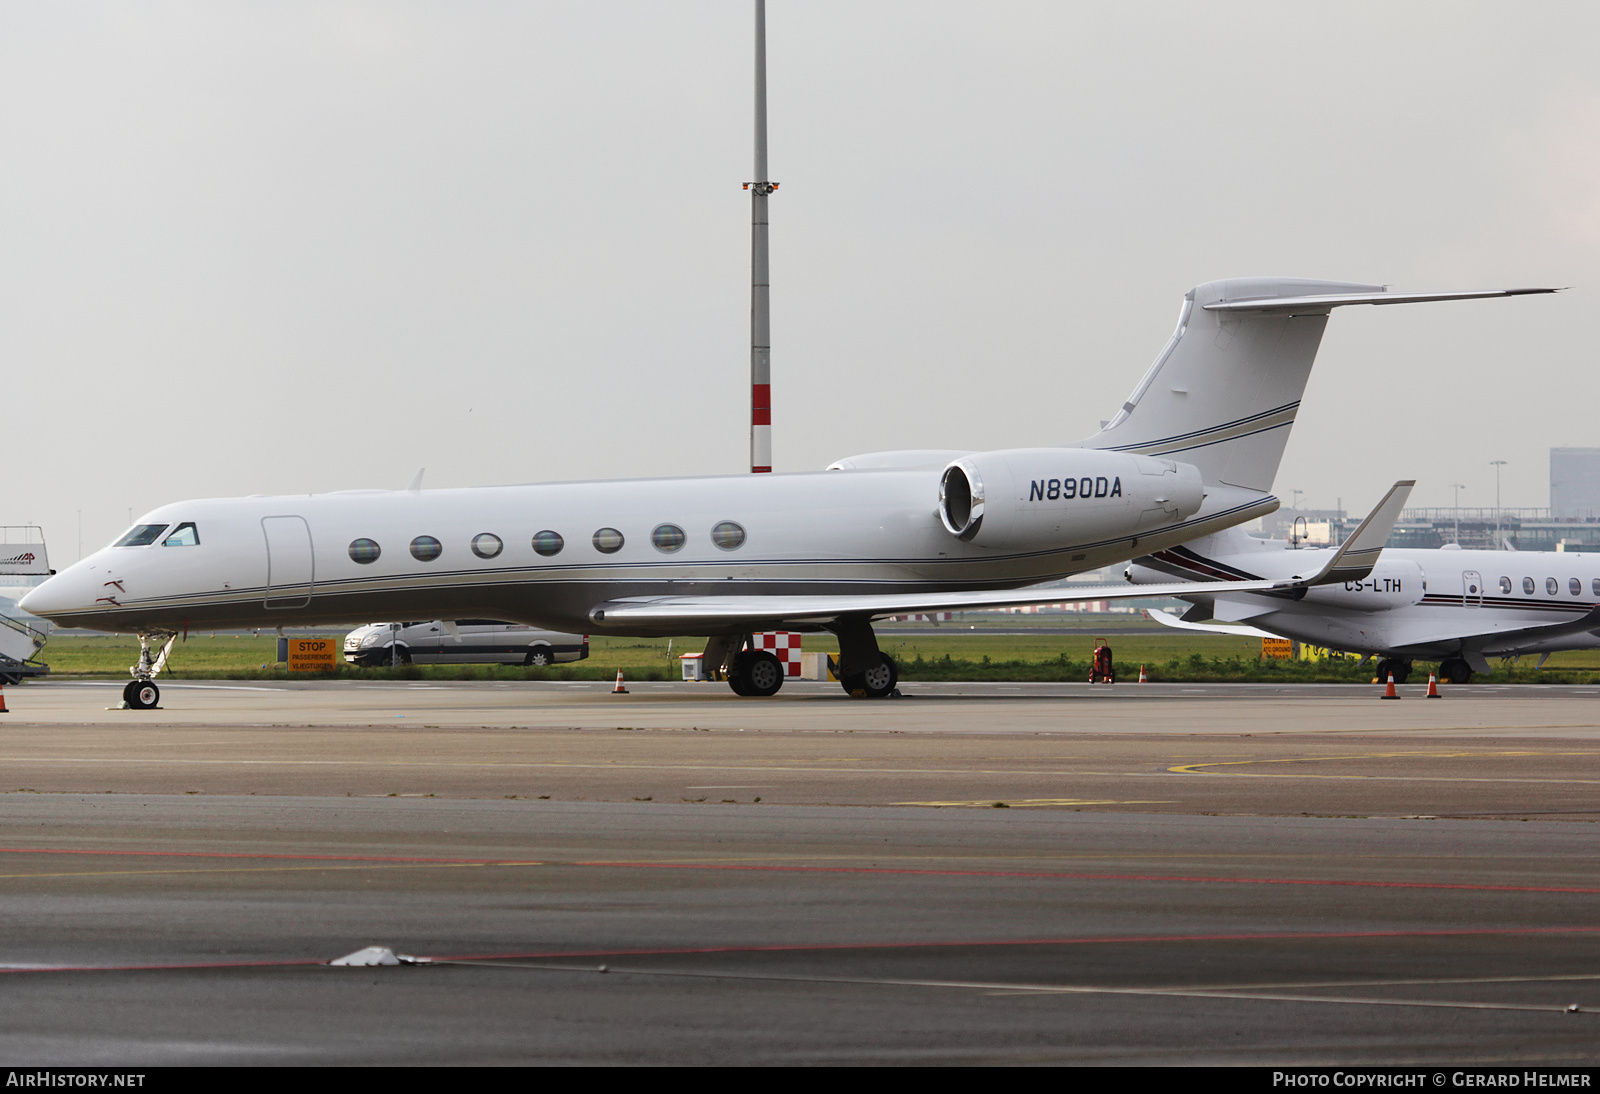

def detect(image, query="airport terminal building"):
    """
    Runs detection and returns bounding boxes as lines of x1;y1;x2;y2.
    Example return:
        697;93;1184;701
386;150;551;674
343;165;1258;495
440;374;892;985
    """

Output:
1263;448;1600;552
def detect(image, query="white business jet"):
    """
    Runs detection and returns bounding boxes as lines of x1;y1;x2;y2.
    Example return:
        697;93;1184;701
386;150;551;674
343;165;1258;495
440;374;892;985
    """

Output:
22;278;1551;707
1133;515;1600;685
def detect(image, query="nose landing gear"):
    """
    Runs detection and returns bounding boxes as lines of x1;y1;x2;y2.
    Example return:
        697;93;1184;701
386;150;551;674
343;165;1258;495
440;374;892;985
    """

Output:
124;631;177;710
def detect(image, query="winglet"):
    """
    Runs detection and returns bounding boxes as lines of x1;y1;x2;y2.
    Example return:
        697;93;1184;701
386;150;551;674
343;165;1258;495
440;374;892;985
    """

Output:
1279;480;1414;589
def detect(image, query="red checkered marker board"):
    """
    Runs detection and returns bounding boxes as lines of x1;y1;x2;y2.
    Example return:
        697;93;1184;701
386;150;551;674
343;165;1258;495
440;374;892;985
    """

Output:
753;631;802;677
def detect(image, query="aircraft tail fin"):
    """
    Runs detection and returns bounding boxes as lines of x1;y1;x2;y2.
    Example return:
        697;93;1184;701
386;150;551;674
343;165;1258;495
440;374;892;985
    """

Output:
1078;279;1555;492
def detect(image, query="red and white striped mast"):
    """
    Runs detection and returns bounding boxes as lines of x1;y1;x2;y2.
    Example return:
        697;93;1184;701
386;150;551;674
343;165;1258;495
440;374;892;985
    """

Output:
745;0;776;473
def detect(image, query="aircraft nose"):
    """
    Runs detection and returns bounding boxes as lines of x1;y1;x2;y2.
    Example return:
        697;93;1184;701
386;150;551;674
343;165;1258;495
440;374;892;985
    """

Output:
18;570;91;620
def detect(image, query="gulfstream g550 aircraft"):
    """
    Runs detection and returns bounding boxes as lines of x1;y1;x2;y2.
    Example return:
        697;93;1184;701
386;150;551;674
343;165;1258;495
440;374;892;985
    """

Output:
22;278;1551;706
1136;524;1600;686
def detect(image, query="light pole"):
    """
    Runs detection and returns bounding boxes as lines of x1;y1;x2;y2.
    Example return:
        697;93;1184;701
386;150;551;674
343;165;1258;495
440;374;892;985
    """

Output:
1490;460;1507;548
1449;482;1465;544
746;0;776;475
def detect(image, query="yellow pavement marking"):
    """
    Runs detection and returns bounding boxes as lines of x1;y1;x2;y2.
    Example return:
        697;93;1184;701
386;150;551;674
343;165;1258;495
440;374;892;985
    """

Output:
893;799;1177;808
1170;749;1600;780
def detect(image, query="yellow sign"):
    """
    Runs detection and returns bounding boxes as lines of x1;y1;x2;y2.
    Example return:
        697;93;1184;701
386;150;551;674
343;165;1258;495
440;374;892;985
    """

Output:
1298;644;1353;663
1262;637;1294;660
287;638;340;673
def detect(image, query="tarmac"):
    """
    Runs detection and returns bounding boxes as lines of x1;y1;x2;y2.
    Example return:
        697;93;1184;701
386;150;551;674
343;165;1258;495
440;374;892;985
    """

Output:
1;677;1598;1065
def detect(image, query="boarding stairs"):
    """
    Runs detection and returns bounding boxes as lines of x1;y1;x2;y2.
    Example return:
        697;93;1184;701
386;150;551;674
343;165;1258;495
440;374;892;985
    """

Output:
0;611;48;685
0;526;52;684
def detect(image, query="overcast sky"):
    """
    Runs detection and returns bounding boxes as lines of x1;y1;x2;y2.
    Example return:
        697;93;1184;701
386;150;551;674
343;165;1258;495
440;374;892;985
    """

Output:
4;2;1597;560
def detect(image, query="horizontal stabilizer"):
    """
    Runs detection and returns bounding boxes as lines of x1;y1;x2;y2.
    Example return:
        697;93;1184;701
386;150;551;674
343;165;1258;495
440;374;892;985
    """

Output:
1204;287;1559;314
1145;609;1280;640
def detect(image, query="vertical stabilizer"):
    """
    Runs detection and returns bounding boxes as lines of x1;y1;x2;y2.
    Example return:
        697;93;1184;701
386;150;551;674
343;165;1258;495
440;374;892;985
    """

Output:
1078;278;1379;491
1078;278;1555;491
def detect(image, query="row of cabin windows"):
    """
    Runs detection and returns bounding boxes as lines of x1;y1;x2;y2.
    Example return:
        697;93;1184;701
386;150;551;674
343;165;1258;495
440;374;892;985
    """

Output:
346;521;747;566
1496;576;1600;597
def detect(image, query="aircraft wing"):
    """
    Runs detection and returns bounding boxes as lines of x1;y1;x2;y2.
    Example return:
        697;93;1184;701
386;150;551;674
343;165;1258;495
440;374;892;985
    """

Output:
1144;609;1281;641
589;487;1411;629
593;575;1317;629
1387;605;1600;657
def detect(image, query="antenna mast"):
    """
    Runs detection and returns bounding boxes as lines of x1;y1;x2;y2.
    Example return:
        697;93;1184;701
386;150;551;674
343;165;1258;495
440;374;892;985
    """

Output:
745;0;777;473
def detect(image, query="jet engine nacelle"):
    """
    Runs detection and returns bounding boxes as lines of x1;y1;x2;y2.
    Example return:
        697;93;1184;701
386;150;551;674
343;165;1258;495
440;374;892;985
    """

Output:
938;448;1204;551
1300;557;1425;612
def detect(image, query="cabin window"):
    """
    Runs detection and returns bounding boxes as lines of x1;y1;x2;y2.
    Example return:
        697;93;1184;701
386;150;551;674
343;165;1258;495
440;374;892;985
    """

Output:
348;538;381;564
410;536;443;562
162;523;199;547
651;524;686;553
1523;577;1535;595
1572;578;1583;596
1547;577;1559;596
711;521;747;551
532;530;564;557
115;524;168;547
1594;578;1600;597
593;528;624;554
1499;576;1512;594
471;533;503;560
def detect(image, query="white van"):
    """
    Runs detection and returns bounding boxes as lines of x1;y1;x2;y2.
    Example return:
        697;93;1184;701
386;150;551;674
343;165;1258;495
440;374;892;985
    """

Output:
344;620;589;667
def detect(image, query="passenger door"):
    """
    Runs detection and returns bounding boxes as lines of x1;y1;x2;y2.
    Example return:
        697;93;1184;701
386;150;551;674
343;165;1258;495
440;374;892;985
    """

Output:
262;517;314;609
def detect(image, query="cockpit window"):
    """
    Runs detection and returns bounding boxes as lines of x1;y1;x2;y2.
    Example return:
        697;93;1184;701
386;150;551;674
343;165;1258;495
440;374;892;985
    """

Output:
114;524;168;547
162;522;200;547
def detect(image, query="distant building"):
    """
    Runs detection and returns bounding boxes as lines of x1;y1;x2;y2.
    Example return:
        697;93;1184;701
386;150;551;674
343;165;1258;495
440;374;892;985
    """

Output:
1551;448;1600;520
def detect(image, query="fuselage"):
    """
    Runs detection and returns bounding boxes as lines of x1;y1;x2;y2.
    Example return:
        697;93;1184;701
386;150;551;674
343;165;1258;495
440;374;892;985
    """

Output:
1133;537;1600;661
24;466;1270;637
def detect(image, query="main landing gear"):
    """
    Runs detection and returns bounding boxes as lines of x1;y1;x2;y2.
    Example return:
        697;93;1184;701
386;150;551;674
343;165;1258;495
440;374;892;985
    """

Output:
701;635;788;698
831;617;898;699
729;650;785;697
840;651;898;699
1375;657;1413;686
123;630;177;710
1437;657;1473;685
698;618;900;699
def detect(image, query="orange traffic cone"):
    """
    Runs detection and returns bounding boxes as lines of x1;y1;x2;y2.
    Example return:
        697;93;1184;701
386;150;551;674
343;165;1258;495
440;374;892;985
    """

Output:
1381;673;1400;700
1137;664;1147;683
1426;673;1441;699
0;684;8;714
611;670;628;694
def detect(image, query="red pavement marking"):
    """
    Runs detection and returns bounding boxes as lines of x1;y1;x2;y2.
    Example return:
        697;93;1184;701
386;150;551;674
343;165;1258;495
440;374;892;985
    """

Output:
0;847;498;864
3;846;1599;894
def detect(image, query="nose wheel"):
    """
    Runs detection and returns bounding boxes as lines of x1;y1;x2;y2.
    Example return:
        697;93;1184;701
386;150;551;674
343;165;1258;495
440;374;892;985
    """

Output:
123;680;160;710
123;630;177;711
